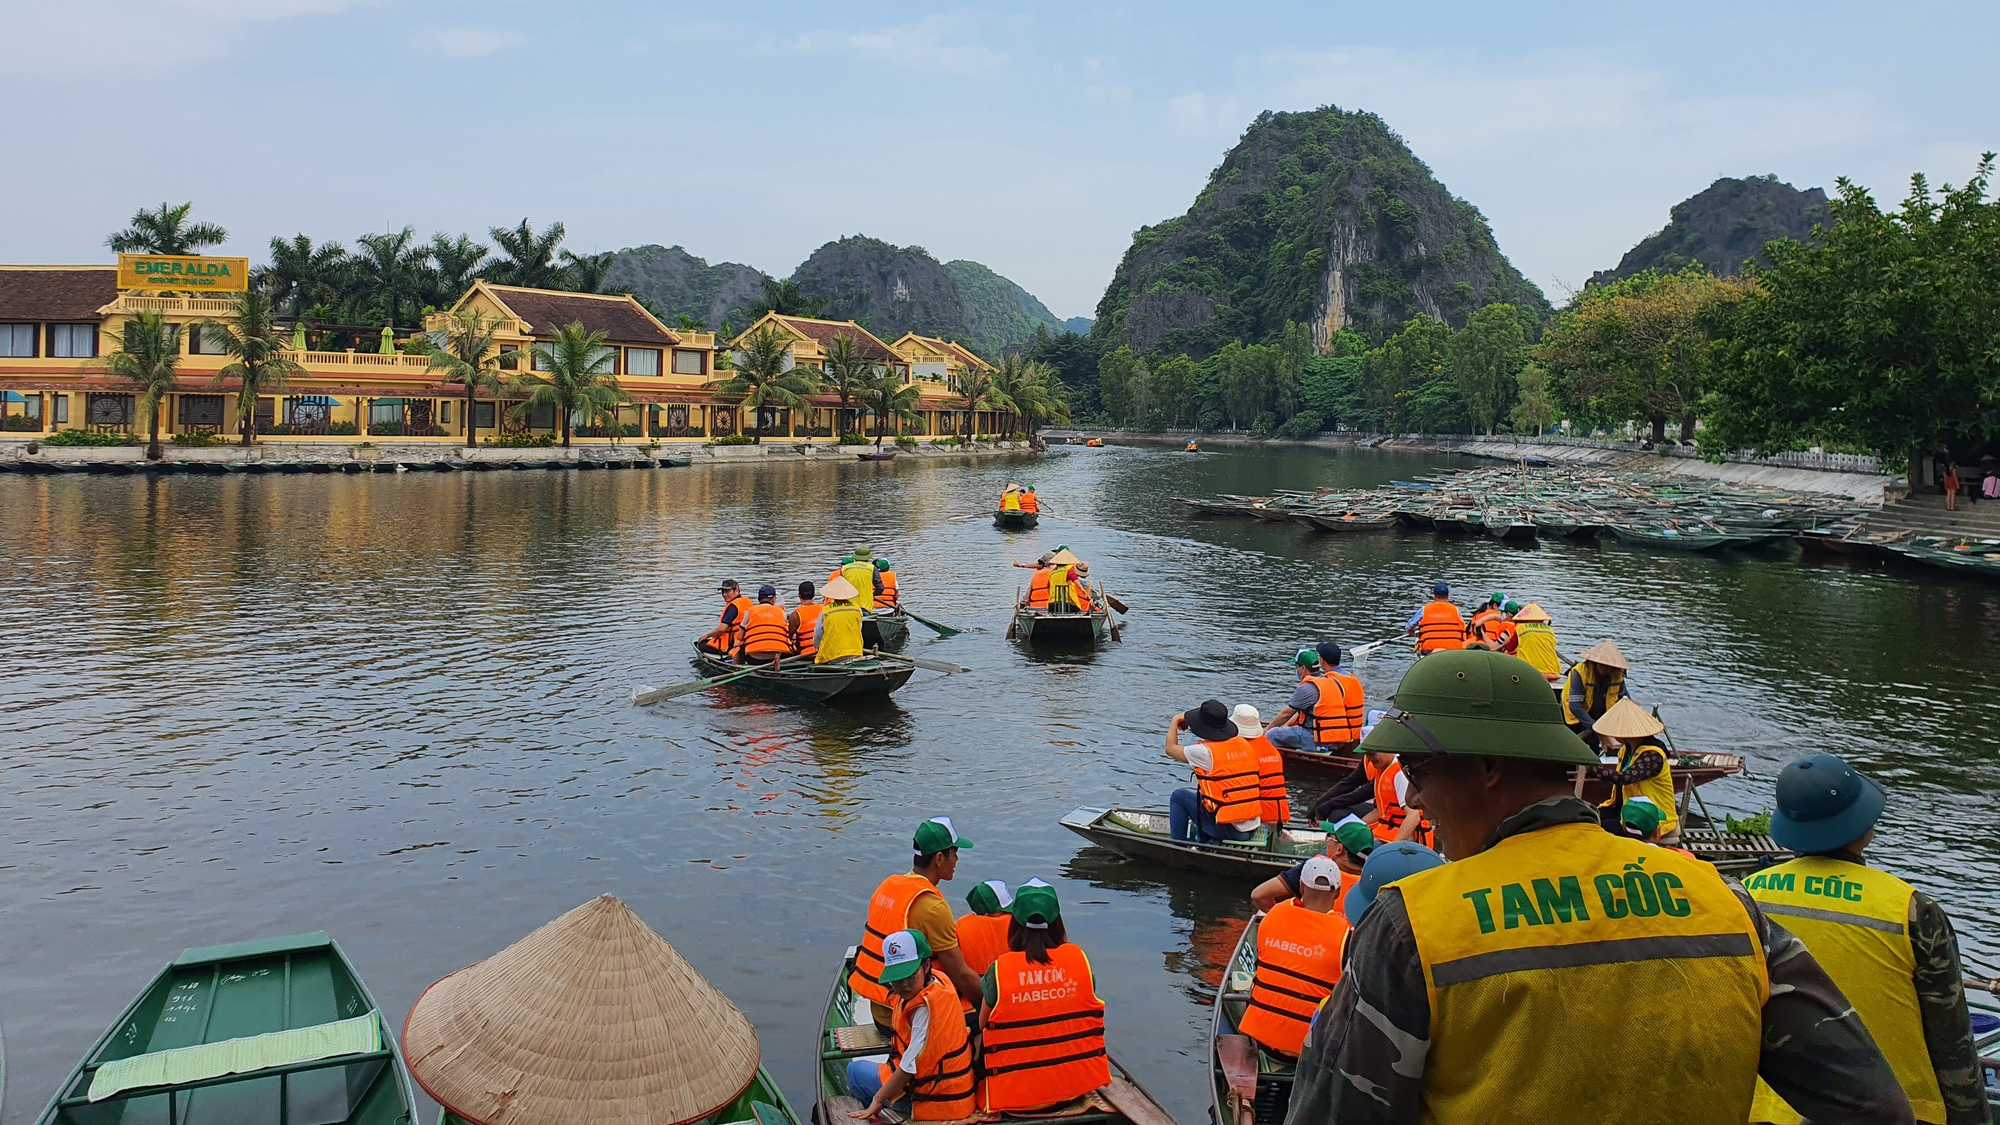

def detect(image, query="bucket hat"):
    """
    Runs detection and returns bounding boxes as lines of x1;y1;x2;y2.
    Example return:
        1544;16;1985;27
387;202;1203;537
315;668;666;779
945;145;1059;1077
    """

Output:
1230;704;1265;739
1182;699;1239;742
1592;698;1667;740
1770;753;1885;855
1358;649;1595;764
1344;842;1445;924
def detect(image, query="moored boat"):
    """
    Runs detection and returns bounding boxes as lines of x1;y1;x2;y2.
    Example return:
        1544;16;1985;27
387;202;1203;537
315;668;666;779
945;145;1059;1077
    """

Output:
1211;914;1294;1125
35;931;416;1125
1609;525;1787;552
993;509;1040;529
856;451;897;462
1060;807;1325;880
691;642;913;704
1302;512;1399;533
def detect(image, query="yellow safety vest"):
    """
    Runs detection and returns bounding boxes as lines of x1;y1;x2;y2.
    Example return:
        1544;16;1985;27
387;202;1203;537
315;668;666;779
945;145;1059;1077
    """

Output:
1399;820;1767;1124
1561;663;1625;727
1744;858;1940;1124
1513;621;1561;679
815;602;866;663
840;563;877;610
1598;739;1678;837
1001;491;1021;511
1048;564;1076;611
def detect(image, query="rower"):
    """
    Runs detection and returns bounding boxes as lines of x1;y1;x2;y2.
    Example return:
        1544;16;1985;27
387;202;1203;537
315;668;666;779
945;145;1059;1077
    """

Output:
1231;704;1290;827
846;929;977;1122
1746;753;1987;1125
873;557;900;611
699;579;754;655
1186;440;1199;453
1267;643;1365;753
840;547;882;611
1562;639;1632;749
1466;591;1506;648
954;880;1012;977
1164;700;1262;844
1047;548;1083;613
978;881;1111;1114
735;584;793;668
1250;818;1372;912
1285;649;1912;1125
1511;601;1562;680
814;576;867;664
790;581;822;659
1238;855;1352;1059
847;816;984;1030
1404;582;1466;653
1018;486;1040;514
1588;697;1679;845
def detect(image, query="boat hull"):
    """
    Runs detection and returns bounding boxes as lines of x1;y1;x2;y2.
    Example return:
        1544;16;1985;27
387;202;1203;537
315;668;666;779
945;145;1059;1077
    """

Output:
1060;806;1323;879
993;510;1040;529
1015;606;1110;646
1212;915;1295;1125
691;645;913;704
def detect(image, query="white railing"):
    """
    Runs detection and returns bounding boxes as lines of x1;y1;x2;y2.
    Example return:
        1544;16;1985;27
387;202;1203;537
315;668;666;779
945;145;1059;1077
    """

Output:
293;351;435;371
108;294;240;315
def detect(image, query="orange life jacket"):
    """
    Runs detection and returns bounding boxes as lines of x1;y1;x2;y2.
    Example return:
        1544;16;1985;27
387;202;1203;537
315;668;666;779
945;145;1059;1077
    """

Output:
1372;760;1412;843
1026;568;1052;609
1071;581;1093;613
1019;493;1039;513
876;570;899;608
850;873;942;1008
1469;608;1502;642
954;912;1011;977
793;602;822;657
1487;619;1518;654
1197;737;1263;825
1305;671;1365;746
981;944;1109;1112
1416;600;1466;653
1247;734;1289;824
720;595;754;649
885;970;977;1120
739;602;792;655
1236;900;1350;1056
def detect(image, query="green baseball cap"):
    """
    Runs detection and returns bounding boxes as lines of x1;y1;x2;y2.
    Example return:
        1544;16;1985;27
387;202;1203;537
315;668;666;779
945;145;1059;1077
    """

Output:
841;555;856;565
913;816;972;856
877;928;932;984
1620;798;1665;837
1010;879;1060;928
1293;648;1320;667
875;557;892;570
1322;818;1376;859
966;879;1012;915
1360;649;1596;764
1503;600;1521;613
1488;591;1507;606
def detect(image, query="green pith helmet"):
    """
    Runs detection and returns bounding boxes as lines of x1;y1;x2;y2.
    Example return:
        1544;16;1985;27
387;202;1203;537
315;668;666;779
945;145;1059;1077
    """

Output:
1360;649;1595;764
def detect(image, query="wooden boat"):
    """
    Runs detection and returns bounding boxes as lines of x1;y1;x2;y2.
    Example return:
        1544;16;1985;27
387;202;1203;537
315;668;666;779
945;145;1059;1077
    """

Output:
1014;603;1111;645
993;509;1040;529
1676;829;1790;877
1274;745;1745;805
1885;540;2000;581
36;931;416;1125
1084;438;1104;447
812;947;1176;1125
1211;914;1295;1125
1302;512;1399;533
861;608;910;648
691;643;913;704
1609;526;1786;552
1484;512;1538;544
856;451;898;462
1061;807;1326;880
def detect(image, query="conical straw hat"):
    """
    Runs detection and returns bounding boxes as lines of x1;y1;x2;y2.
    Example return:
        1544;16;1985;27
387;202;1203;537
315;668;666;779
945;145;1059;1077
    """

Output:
1577;639;1631;670
403;895;761;1125
1049;549;1081;566
823;574;859;601
1592;697;1666;740
1512;602;1552;623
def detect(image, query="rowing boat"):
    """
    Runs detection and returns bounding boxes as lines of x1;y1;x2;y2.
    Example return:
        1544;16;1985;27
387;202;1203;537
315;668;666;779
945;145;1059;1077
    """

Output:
1272;745;1746;804
36;932;416;1125
691;643;914;704
1211;914;1294;1125
1014;604;1111;645
811;947;1177;1125
857;451;898;462
1302;512;1399;533
1484;511;1537;544
862;608;910;648
993;509;1040;529
1609;526;1786;551
1060;807;1324;880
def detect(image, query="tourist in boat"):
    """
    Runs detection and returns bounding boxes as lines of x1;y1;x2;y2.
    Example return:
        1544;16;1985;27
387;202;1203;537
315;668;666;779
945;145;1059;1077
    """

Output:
1339;840;1444;925
1164;700;1262;844
1239;855;1352;1059
1744;753;1988;1125
814;576;868;664
977;881;1110;1113
1615;798;1695;857
846;929;978;1122
1267;643;1366;753
1015;553;1055;609
1562;639;1632;749
1018;486;1040;514
1285;649;1910;1125
1403;582;1467;653
873;558;899;611
790;581;822;659
838;548;883;610
1232;704;1290;826
1047;548;1085;612
1466;592;1506;648
1588;698;1679;845
1000;484;1023;512
699;579;754;655
1486;599;1522;654
1511;602;1562;679
1364;749;1426;846
1068;561;1095;613
1186;439;1199;452
1251;818;1372;912
1307;756;1376;824
954;880;1013;977
848;816;984;1030
735;585;794;668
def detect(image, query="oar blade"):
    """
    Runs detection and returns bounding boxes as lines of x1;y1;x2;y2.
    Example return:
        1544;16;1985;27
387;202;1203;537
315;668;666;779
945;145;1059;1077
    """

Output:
632;668;756;706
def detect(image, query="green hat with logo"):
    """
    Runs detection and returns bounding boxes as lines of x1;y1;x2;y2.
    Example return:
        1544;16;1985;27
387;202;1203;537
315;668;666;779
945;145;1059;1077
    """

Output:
1503;600;1521;614
1321;817;1376;859
1293;648;1320;667
966;879;1012;915
1010;879;1060;928
1488;591;1507;606
877;928;932;984
913;815;972;857
1360;649;1595;764
1620;797;1665;838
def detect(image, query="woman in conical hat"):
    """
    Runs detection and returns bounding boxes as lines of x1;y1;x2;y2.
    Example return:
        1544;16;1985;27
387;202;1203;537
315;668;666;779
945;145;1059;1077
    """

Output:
1587;697;1681;844
1562;639;1632;749
816;575;867;663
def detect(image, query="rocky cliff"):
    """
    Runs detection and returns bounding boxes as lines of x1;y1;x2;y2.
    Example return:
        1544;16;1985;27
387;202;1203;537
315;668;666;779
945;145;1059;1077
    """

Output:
790;236;970;347
942;259;1065;358
1591;175;1829;286
604;244;764;329
1093;107;1546;356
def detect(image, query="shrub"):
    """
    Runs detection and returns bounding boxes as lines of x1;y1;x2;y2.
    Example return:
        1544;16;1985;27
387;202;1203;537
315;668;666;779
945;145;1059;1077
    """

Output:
370;420;404;436
1275;411;1324;440
261;422;291;436
171;431;221;447
895;435;917;449
3;415;40;432
41;429;134;447
710;434;753;446
837;432;871;445
328;421;358;436
1249;411;1278;438
483;432;557;448
931;436;961;446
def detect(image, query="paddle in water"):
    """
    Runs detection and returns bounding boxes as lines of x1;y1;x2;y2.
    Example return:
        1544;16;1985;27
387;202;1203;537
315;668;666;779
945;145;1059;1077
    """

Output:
1347;633;1407;659
868;650;971;674
631;666;761;706
898;606;963;637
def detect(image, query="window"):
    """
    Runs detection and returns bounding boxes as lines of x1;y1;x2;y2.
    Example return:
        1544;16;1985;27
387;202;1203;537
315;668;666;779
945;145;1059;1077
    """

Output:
189;324;230;355
527;404;556;430
671;348;705;376
531;342;553;371
0;324;34;357
50;324;97;358
53;395;68;424
626;347;662;377
499;344;519;371
178;395;225;427
474;402;496;429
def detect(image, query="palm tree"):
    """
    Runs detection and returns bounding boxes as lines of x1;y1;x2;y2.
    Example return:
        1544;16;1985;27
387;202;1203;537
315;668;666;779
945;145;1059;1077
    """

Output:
426;233;490;305
258;234;348;316
428;309;507;448
705;324;820;444
205;291;303;446
559;249;615;293
953;363;1010;442
352;227;428;328
990;355;1070;443
106;311;180;460
823;334;874;438
755;276;827;318
486;219;567;289
858;365;922;449
675;314;708;333
514;322;626;448
107;202;228;255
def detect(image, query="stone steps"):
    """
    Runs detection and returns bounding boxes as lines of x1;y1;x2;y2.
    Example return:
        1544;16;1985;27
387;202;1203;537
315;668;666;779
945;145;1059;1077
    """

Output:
1858;496;2000;540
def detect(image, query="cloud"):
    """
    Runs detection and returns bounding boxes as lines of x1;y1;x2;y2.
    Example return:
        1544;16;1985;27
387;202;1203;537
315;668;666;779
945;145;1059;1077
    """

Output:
789;12;1006;73
413;27;527;59
0;0;376;78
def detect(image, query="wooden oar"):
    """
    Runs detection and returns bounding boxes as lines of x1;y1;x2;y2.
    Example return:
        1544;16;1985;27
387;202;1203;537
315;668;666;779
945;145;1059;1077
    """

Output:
898;606;962;637
1103;591;1130;614
1347;633;1407;659
870;651;971;674
631;667;761;706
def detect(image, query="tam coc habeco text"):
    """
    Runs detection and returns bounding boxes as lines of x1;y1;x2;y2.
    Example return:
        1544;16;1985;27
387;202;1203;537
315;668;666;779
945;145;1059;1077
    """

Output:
0;264;1012;447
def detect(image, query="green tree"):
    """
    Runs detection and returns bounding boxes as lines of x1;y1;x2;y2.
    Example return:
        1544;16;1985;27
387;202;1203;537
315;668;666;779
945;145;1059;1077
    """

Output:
1361;316;1452;431
1301;354;1364;429
106;310;181;460
1510;363;1558;434
859;364;922;448
258;235;349;316
1448;303;1529;434
822;334;872;437
1097;347;1150;427
1274;321;1312;421
426;233;490;306
204;291;303;446
560;249;615;294
427;309;508;448
954;363;1008;440
107;202;228;255
706;324;820;444
352;227;428;329
991;355;1070;441
516;322;627;448
1218;341;1281;428
486;219;569;289
1148;354;1196;428
754;277;828;318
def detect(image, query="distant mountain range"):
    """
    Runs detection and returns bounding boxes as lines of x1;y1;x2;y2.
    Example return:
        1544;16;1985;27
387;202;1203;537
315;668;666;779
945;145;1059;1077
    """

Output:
1591;175;1829;287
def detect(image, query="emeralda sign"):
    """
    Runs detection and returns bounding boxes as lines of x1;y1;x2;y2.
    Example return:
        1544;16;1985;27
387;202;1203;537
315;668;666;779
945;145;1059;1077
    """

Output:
117;254;250;292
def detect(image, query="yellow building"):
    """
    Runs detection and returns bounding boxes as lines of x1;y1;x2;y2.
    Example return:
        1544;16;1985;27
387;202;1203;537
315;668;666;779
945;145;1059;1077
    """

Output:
890;332;1007;437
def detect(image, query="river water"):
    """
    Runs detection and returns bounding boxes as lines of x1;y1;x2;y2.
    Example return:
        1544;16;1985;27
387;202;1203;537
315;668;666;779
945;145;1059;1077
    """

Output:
2;445;1996;1122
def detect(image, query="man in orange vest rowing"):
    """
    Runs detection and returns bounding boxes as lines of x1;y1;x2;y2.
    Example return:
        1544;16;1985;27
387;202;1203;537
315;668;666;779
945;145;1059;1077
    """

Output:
1165;700;1263;844
1239;855;1353;1058
1404;582;1466;653
848;817;985;1031
1268;643;1366;753
846;929;977;1122
1014;553;1054;609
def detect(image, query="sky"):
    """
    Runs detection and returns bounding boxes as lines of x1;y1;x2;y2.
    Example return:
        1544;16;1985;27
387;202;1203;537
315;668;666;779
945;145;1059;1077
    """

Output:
3;0;1996;320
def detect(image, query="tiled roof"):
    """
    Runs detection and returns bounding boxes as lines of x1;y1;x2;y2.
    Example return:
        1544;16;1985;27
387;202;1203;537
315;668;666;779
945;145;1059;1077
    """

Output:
484;285;678;345
0;267;118;322
772;316;899;364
